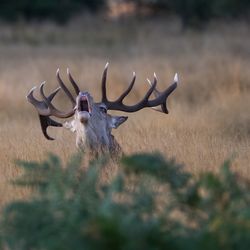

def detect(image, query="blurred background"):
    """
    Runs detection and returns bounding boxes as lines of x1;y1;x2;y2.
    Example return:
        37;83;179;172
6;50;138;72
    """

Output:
0;0;250;27
0;0;250;204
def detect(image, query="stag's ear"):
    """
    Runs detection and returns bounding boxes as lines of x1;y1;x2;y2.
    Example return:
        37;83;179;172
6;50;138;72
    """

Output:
110;116;128;129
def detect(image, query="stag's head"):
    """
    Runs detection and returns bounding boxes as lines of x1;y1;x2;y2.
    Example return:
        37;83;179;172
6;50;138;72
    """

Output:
27;63;178;155
73;91;127;129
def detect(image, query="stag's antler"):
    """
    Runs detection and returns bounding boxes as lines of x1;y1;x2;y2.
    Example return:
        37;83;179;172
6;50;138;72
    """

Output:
27;64;178;140
101;63;178;113
26;69;80;140
27;86;63;140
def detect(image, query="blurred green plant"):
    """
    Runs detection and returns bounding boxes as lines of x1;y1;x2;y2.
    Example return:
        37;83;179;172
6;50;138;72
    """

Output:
0;0;250;27
133;0;250;28
1;152;250;249
0;0;106;24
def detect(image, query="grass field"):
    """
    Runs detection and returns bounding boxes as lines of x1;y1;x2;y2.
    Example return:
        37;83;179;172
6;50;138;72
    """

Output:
0;17;249;206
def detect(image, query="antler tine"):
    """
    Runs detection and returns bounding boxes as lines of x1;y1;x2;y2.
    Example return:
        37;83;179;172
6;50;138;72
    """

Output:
102;71;178;113
124;76;157;111
27;86;41;107
142;75;157;102
147;73;178;114
101;62;109;103
147;74;168;113
104;75;157;112
115;72;136;103
27;85;51;116
39;82;75;118
47;87;61;102
174;73;178;83
27;84;63;140
67;68;80;95
147;73;161;97
56;68;75;107
27;85;60;105
39;115;62;141
27;69;79;141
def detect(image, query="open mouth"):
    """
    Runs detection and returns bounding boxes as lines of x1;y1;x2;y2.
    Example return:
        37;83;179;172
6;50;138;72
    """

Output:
78;95;91;113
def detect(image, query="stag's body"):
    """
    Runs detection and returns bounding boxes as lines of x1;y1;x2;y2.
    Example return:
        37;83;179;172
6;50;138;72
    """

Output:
27;63;178;157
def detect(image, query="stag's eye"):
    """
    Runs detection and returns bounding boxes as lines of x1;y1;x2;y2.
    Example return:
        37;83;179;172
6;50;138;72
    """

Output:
99;106;107;114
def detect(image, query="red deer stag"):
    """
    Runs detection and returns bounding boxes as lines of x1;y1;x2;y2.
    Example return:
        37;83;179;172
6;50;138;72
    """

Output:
27;63;178;156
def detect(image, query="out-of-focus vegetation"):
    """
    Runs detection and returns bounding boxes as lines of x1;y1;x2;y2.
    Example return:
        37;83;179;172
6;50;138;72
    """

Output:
0;0;106;23
134;0;250;27
0;0;249;27
1;153;250;249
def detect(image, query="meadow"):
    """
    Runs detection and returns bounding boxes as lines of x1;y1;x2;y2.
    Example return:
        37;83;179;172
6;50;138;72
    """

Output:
0;17;249;206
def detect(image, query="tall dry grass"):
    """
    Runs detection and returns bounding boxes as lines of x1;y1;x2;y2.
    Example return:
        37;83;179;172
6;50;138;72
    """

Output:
0;17;249;206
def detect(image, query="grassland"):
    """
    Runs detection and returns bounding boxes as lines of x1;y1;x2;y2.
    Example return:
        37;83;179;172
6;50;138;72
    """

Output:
0;17;249;206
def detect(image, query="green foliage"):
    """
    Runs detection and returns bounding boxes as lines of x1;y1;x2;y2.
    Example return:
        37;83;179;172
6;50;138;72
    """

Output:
0;0;249;26
134;0;250;28
0;0;106;24
169;0;215;28
1;153;250;249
